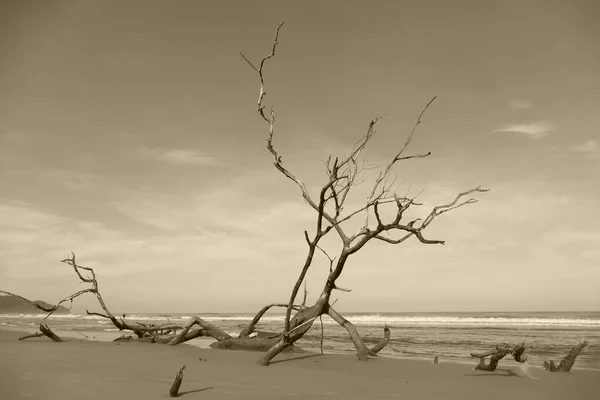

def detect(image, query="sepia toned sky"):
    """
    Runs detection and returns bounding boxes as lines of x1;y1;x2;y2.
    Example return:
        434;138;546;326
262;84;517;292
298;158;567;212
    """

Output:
1;0;599;313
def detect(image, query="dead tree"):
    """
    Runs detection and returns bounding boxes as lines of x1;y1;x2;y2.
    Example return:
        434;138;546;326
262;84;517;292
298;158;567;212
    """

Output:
543;340;589;372
2;24;487;366
470;343;527;371
240;22;488;365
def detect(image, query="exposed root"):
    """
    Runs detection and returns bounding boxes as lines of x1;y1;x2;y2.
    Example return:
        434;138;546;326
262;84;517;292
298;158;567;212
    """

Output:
470;343;527;371
543;340;589;372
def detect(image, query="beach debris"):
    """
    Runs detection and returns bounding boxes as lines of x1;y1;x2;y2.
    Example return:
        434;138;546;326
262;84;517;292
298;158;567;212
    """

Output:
169;365;186;397
114;335;133;342
18;332;45;341
470;343;527;371
39;323;64;342
543;340;589;372
319;315;325;355
18;323;63;342
433;355;438;364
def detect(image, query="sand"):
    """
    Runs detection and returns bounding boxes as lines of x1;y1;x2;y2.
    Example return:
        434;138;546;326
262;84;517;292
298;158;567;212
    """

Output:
1;329;597;400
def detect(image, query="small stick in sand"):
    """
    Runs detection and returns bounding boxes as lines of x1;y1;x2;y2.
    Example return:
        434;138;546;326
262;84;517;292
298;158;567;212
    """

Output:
319;315;324;355
169;365;186;397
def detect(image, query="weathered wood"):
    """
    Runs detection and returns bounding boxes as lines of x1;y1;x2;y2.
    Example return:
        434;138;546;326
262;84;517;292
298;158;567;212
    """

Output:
370;325;391;354
543;340;589;372
167;316;231;346
470;343;526;371
169;365;185;397
18;332;45;340
39;323;63;342
17;324;63;342
238;303;300;338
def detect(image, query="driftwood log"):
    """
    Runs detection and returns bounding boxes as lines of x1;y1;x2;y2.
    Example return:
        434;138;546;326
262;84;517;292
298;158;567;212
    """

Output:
19;323;63;342
543;340;589;372
470;343;527;371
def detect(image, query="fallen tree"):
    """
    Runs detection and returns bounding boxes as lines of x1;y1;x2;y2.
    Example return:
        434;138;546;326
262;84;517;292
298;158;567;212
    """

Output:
543;340;589;372
0;254;313;350
0;23;488;365
470;343;527;371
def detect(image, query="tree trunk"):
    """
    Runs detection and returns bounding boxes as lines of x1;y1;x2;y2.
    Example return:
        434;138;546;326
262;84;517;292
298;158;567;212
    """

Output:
543;340;589;372
258;302;325;365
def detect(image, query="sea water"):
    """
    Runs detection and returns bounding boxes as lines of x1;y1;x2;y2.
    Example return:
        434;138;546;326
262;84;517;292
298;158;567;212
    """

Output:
1;311;598;370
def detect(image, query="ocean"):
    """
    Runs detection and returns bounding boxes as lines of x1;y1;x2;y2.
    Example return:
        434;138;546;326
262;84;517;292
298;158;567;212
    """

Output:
1;311;598;370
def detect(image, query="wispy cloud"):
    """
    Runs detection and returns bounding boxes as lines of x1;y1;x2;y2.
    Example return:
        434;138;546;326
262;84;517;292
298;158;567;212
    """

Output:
0;202;64;230
569;140;600;159
509;98;533;110
44;170;97;191
139;146;223;166
490;122;555;139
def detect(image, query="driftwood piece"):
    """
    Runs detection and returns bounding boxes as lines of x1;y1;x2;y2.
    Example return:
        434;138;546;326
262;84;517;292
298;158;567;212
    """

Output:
470;343;526;371
18;332;45;340
543;340;589;372
169;365;186;397
39;323;63;342
19;324;63;342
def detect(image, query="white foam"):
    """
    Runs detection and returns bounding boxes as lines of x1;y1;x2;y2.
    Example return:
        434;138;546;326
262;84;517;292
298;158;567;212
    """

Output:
1;313;598;328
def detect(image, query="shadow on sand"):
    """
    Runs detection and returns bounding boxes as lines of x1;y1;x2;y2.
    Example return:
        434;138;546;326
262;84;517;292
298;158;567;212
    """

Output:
270;353;324;365
465;369;521;378
175;386;214;396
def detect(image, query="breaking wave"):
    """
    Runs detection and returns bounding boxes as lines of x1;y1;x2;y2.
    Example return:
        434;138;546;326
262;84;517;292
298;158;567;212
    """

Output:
1;313;598;328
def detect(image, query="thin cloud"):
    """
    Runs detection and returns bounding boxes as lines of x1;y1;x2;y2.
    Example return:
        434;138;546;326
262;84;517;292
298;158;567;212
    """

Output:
44;170;97;191
509;98;533;110
490;122;555;139
0;202;64;230
569;140;600;159
139;146;223;166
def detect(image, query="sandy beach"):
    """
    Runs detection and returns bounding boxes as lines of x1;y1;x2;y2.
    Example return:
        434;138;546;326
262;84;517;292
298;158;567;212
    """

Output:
1;329;597;400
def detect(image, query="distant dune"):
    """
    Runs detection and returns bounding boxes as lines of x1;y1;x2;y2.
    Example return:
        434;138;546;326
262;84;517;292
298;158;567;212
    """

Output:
0;296;69;314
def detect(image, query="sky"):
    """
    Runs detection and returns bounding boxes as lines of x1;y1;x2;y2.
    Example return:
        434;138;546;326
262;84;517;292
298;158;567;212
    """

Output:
0;0;599;313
